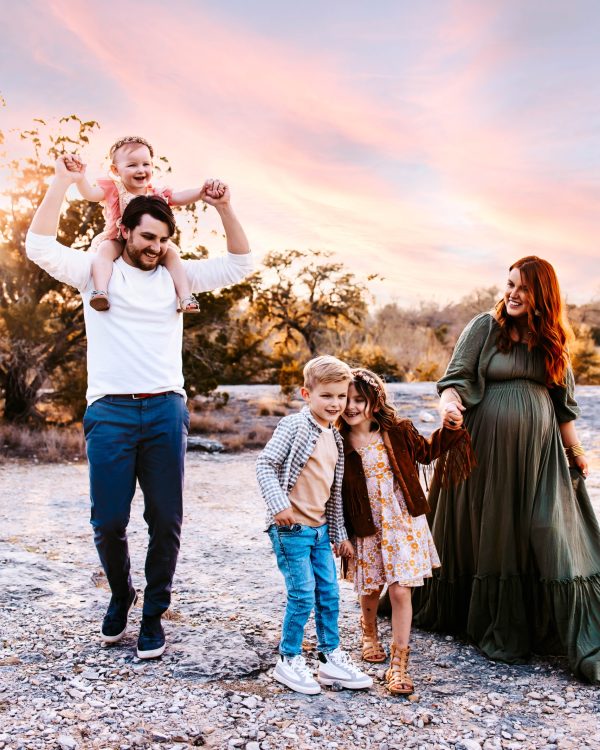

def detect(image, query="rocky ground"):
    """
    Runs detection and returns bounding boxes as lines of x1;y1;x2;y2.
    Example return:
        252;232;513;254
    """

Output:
0;385;599;750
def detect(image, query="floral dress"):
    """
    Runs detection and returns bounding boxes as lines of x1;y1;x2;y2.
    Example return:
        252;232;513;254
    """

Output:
353;435;440;596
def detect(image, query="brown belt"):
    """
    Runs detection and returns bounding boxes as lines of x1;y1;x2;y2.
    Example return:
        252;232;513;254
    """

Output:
107;391;175;400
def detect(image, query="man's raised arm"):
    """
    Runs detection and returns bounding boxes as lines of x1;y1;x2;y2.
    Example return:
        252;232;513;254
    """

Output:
26;156;93;290
202;179;250;256
185;179;253;293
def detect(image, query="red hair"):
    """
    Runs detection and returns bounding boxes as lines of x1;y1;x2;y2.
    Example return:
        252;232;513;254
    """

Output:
495;256;573;386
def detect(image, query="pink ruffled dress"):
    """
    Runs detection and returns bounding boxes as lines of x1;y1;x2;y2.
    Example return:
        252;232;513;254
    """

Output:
89;178;173;252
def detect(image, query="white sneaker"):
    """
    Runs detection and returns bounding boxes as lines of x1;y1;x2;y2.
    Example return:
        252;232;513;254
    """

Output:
273;655;322;695
318;647;373;689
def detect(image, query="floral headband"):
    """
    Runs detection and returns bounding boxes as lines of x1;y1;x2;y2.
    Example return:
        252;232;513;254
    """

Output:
352;368;385;402
109;136;154;159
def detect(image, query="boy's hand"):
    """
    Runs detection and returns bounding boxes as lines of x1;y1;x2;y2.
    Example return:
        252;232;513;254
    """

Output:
273;508;296;526
336;540;355;559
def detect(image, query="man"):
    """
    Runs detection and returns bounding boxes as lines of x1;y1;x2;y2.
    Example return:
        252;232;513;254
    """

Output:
26;155;252;659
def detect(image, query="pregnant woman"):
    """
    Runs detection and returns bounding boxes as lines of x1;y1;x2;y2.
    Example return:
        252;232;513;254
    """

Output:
413;256;600;683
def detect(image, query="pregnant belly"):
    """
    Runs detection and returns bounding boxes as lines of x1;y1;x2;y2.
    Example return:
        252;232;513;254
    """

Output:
470;378;555;442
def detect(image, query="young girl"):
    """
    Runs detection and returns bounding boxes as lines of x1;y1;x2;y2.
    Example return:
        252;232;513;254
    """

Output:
339;368;473;695
66;135;222;312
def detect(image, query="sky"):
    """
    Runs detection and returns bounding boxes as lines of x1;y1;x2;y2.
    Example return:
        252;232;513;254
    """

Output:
1;0;599;306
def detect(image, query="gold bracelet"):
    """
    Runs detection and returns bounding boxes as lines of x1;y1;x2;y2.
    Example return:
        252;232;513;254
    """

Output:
565;443;586;459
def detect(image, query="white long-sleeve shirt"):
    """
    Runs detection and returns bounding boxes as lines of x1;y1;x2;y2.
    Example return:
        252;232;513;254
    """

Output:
25;232;253;404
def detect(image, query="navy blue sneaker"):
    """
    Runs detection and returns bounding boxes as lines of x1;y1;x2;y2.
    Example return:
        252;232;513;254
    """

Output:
136;615;166;659
101;588;137;644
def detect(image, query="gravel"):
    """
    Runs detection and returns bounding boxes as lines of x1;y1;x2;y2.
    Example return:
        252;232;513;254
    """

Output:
0;383;598;750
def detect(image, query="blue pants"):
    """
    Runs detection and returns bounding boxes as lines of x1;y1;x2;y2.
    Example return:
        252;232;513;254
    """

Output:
83;393;189;617
268;523;340;657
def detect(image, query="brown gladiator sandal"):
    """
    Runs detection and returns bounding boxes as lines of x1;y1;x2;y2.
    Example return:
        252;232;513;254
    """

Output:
385;643;414;695
360;617;386;663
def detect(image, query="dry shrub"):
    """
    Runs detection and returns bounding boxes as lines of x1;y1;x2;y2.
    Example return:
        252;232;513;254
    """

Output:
222;424;273;451
342;343;403;380
188;392;229;412
256;395;288;417
570;324;600;385
221;433;249;451
279;360;303;396
188;412;232;434
0;423;86;462
408;360;442;382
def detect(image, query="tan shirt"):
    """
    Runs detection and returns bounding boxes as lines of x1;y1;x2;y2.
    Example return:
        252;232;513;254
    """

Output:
289;427;338;526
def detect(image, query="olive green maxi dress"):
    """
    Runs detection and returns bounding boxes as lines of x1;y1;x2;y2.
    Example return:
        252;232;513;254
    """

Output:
412;312;600;682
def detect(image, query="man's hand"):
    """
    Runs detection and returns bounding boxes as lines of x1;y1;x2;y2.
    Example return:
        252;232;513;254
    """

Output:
201;178;249;255
441;401;465;430
54;155;83;184
30;156;80;235
63;154;87;183
200;178;229;207
336;540;355;559
273;508;296;526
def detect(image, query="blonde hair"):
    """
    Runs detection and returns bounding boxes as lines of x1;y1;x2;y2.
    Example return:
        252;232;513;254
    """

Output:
303;355;352;389
109;136;154;161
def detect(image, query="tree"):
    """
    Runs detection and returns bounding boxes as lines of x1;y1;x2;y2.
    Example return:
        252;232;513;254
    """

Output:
0;115;218;421
181;274;272;394
0;116;103;422
340;343;404;381
570;324;600;385
249;249;376;358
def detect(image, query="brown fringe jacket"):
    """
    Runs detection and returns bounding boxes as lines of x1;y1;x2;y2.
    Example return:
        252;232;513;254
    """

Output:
341;421;474;538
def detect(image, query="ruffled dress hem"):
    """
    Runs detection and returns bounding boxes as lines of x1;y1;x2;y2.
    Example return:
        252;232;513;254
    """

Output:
413;571;600;683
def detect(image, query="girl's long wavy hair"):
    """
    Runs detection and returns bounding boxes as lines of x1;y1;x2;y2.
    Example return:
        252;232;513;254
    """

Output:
338;368;400;435
495;256;573;386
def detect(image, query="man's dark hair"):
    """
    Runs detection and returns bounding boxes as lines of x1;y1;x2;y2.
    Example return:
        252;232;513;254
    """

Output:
120;196;176;236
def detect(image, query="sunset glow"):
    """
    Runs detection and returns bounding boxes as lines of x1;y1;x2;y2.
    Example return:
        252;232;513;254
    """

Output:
2;0;599;304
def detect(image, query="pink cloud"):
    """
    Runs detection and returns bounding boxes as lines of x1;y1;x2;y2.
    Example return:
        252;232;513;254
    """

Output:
4;0;598;304
46;0;420;160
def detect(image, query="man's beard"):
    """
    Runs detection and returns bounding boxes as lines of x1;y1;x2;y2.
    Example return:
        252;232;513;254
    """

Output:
123;240;157;270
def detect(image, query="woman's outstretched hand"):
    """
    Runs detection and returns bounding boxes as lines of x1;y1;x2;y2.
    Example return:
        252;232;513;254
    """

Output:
442;401;465;430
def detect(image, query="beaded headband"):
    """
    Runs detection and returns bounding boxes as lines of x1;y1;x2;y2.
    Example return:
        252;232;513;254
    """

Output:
110;136;154;159
352;368;385;401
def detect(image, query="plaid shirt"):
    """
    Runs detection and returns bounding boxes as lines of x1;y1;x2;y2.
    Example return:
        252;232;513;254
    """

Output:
256;406;348;544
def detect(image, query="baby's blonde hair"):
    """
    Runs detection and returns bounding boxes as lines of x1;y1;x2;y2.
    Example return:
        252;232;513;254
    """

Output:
110;136;154;161
303;355;352;390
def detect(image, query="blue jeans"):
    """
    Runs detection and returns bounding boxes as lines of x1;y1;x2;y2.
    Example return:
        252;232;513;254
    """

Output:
83;393;189;617
268;523;340;657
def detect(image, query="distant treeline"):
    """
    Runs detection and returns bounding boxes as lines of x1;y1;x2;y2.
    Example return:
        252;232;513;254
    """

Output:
1;115;599;425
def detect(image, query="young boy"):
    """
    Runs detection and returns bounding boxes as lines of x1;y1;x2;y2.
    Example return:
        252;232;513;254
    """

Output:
256;355;372;695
